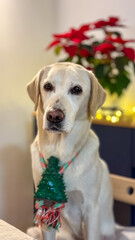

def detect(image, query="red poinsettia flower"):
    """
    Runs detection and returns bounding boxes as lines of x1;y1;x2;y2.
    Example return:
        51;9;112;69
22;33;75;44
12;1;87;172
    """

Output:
53;27;89;43
108;17;119;25
123;47;135;61
95;42;116;54
64;45;78;57
107;17;124;27
106;36;135;44
47;28;87;49
70;28;89;43
92;16;124;29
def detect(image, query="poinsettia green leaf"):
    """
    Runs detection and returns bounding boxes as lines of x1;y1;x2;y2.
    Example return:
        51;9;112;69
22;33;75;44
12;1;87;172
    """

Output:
112;31;121;37
95;64;111;78
98;76;117;95
76;56;82;65
87;56;95;64
80;44;93;51
133;62;135;73
98;71;130;96
114;56;130;72
95;65;104;78
115;72;130;90
91;41;101;46
54;46;62;55
87;57;102;67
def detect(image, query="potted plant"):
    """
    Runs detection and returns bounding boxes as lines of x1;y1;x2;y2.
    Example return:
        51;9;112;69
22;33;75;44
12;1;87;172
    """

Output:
47;16;135;96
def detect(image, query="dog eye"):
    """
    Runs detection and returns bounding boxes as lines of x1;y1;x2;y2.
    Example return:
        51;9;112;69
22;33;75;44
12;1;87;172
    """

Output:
70;86;82;95
44;82;54;91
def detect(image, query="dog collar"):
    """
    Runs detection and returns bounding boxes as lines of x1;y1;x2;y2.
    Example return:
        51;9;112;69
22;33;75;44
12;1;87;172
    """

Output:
39;149;82;174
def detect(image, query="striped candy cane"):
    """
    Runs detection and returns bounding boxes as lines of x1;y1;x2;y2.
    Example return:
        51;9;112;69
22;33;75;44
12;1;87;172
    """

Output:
39;149;82;174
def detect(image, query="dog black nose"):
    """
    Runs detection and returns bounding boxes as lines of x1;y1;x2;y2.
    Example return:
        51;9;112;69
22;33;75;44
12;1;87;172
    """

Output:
47;109;65;123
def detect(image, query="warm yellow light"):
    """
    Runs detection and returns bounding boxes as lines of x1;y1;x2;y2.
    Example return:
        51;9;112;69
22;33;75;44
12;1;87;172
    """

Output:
111;116;119;123
96;113;102;120
115;110;122;117
104;111;110;116
106;115;111;121
132;106;135;113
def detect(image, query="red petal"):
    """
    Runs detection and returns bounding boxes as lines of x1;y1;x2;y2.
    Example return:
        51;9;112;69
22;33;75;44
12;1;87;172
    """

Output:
46;40;61;49
108;17;119;25
71;29;89;42
71;36;89;43
95;43;116;53
93;17;125;28
123;47;135;61
106;36;125;44
94;20;108;28
53;32;71;39
71;38;83;43
79;49;90;57
106;36;135;44
64;45;78;57
79;24;90;32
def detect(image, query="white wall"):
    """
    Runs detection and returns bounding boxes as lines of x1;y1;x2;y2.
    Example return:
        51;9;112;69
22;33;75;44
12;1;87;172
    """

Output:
56;0;135;33
0;0;56;232
56;0;135;112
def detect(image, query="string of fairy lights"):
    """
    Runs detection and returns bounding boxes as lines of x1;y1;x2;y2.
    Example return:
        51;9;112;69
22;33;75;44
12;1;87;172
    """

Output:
96;106;135;124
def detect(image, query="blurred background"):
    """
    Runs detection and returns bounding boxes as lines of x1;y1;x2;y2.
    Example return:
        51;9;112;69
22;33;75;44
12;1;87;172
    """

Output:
0;0;135;232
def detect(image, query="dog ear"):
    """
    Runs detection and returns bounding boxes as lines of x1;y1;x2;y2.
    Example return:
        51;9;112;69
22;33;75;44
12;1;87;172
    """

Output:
27;68;45;110
88;71;106;117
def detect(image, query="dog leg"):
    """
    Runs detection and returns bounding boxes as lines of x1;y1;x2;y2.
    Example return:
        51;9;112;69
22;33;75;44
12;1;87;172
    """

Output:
31;140;43;189
42;229;56;240
83;204;100;240
56;230;76;240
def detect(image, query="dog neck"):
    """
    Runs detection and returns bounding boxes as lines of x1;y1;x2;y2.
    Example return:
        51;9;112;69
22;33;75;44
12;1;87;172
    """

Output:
36;107;90;163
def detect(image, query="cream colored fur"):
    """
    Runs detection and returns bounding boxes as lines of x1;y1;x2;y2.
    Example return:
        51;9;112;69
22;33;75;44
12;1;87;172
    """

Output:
27;62;115;240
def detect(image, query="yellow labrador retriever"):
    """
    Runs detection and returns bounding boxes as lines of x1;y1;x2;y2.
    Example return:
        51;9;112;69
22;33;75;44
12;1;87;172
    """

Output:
27;62;115;240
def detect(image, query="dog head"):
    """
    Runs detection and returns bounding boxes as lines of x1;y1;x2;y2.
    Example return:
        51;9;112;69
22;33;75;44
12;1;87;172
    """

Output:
27;62;106;133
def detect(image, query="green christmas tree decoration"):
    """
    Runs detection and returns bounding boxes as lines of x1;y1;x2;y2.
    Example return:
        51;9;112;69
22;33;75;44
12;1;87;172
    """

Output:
34;156;68;204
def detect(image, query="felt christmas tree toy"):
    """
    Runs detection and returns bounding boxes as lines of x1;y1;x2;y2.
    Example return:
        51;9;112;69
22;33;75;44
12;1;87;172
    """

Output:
34;156;68;230
34;156;67;203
